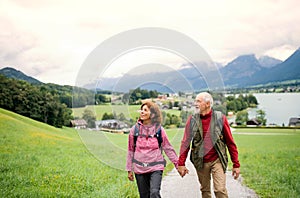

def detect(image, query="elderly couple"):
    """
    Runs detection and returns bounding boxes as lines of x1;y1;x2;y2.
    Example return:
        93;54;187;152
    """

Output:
126;92;240;198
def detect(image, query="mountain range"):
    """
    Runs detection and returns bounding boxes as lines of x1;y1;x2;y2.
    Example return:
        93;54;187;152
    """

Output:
95;48;299;91
219;50;300;87
1;48;299;92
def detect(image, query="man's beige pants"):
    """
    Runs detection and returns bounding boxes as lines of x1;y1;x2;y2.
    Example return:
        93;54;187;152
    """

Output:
196;158;228;198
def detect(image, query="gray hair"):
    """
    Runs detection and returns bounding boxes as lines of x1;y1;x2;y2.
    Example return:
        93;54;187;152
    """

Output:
197;92;214;107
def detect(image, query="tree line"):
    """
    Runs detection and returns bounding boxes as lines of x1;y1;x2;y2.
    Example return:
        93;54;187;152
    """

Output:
0;73;261;128
0;74;113;127
225;94;258;113
0;75;75;127
122;88;159;104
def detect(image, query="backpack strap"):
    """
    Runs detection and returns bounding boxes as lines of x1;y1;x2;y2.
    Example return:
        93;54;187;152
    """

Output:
155;124;163;148
133;123;140;152
132;123;165;167
132;159;166;167
133;123;163;152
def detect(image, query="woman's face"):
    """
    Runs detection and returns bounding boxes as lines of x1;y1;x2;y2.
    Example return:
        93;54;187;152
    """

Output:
140;104;151;124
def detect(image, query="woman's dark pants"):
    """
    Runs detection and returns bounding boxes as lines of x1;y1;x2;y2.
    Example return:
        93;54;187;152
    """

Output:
135;170;163;198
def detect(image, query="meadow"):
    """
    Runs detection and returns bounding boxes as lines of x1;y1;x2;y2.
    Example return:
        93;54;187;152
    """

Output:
67;126;300;197
72;104;180;121
0;108;139;198
1;107;300;197
72;104;141;121
231;128;300;197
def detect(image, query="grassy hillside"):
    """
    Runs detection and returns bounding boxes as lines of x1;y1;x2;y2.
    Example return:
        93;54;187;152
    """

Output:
0;108;138;197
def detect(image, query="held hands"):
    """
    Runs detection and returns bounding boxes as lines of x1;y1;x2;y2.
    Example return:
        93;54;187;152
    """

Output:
232;167;240;180
177;166;189;177
127;171;134;181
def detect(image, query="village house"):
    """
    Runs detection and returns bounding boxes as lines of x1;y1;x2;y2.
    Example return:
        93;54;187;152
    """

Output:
70;119;88;129
288;117;300;127
95;119;130;133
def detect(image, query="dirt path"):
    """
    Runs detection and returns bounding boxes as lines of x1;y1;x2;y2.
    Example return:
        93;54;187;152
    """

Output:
161;158;258;198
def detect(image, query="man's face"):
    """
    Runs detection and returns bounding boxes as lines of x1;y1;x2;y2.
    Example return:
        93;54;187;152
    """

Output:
194;95;209;114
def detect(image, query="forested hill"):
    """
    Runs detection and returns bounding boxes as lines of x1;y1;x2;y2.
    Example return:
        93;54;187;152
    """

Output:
0;74;72;127
0;67;41;84
0;74;97;128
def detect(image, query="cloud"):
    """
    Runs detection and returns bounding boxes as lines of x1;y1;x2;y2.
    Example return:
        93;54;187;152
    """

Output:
0;0;299;85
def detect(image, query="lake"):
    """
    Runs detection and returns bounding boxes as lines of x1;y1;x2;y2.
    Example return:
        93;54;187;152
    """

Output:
248;93;300;126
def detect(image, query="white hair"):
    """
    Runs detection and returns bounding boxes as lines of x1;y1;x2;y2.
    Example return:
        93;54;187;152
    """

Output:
197;92;214;107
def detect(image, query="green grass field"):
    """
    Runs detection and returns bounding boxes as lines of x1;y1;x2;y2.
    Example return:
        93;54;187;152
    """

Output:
72;104;181;121
232;128;300;197
0;108;139;198
72;105;141;121
1;107;300;197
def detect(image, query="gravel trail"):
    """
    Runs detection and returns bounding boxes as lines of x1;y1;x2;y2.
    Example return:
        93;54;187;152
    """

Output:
161;159;258;198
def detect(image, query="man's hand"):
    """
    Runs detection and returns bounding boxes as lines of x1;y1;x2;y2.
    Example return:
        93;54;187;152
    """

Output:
232;167;240;180
177;166;189;177
128;171;134;181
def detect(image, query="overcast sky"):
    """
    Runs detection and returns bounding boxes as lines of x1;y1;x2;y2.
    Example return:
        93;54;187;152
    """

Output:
1;0;299;85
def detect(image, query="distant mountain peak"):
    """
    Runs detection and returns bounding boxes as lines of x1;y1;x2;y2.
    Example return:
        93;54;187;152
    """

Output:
0;67;42;84
217;54;262;87
258;56;282;68
227;54;258;66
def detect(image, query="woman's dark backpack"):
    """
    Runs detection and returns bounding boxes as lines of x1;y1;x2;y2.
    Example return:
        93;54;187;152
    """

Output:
133;123;163;152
